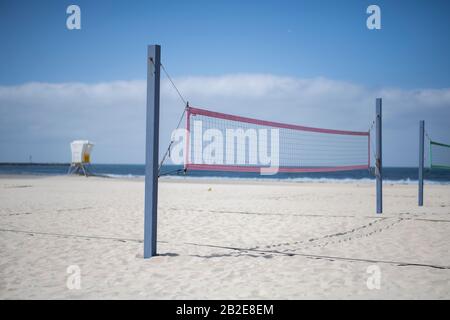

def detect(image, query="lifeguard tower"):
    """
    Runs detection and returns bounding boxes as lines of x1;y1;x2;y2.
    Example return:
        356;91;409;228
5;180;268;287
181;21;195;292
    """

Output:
68;140;94;177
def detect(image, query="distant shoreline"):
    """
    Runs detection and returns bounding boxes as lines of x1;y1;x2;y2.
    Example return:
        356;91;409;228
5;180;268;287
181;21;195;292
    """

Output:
0;163;70;166
0;163;431;169
1;164;450;185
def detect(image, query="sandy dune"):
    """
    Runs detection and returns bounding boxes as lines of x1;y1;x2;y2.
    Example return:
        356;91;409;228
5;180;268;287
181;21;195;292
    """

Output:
0;175;449;299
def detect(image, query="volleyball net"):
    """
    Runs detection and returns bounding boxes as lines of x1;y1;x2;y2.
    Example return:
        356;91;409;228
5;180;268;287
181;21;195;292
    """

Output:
430;140;450;170
183;107;370;174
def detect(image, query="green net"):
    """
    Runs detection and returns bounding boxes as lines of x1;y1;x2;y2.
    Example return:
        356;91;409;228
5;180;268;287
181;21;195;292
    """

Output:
430;140;450;170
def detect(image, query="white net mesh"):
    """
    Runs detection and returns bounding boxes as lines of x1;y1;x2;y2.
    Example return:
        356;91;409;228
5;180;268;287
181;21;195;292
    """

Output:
185;107;370;173
430;141;450;169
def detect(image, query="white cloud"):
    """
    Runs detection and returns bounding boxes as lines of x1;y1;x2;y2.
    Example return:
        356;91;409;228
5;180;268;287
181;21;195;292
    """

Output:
1;74;449;165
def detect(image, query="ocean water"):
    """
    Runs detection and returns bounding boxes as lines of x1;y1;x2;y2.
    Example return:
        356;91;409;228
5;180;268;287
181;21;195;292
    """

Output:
1;164;450;184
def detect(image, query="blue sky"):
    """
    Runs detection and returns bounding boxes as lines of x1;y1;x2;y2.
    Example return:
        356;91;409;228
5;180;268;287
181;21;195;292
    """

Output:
2;0;450;87
1;0;450;165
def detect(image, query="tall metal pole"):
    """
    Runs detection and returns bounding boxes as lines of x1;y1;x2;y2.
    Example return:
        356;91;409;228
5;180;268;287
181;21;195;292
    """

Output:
418;120;424;206
376;98;382;214
144;45;161;258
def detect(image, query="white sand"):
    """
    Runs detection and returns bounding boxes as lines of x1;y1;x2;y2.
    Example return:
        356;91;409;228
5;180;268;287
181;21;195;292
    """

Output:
0;175;449;299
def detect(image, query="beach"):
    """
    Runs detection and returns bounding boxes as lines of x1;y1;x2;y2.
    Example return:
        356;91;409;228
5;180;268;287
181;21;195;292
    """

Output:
0;175;449;299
